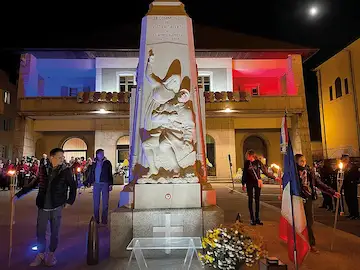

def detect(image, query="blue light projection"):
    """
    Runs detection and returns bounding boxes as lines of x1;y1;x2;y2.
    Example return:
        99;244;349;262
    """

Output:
21;56;96;97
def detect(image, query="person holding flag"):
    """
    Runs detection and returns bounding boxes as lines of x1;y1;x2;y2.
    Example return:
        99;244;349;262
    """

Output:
294;154;340;253
279;115;340;269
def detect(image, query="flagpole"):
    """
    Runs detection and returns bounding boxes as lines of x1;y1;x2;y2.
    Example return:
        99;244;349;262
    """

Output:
289;154;299;270
331;163;344;251
282;112;299;270
228;154;235;193
8;170;16;268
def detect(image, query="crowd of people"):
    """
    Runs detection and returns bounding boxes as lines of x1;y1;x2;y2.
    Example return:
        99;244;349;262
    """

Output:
0;154;97;192
242;151;358;254
0;157;40;191
316;154;360;220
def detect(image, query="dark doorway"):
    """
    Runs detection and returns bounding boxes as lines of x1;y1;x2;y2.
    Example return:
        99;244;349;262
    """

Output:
206;134;216;176
243;135;267;165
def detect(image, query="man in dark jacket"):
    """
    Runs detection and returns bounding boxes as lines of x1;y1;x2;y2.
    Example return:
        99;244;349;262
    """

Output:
295;154;340;253
13;148;76;267
242;150;280;226
341;154;360;219
85;149;113;225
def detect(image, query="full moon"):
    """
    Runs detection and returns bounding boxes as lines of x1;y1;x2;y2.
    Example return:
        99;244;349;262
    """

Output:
309;6;318;16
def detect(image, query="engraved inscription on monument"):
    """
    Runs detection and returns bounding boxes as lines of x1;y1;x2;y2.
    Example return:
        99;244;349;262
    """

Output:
147;16;187;45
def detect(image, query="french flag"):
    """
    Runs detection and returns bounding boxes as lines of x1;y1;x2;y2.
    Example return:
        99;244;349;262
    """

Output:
279;117;310;265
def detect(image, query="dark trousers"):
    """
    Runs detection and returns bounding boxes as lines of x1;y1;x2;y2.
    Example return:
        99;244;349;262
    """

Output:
247;184;261;221
344;186;359;217
323;193;333;210
0;175;5;190
0;176;9;190
37;207;63;253
18;173;25;189
93;183;109;224
304;198;315;247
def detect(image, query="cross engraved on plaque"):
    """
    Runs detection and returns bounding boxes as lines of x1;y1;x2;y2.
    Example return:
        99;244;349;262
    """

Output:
153;213;184;254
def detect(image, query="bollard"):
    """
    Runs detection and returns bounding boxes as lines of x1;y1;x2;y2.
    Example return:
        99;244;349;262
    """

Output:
87;216;99;265
235;213;242;223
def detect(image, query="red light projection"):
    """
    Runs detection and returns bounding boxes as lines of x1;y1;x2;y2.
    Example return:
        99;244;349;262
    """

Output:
232;59;297;96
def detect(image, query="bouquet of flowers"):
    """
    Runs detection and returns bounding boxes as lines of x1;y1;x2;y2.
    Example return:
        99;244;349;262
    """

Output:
199;222;266;269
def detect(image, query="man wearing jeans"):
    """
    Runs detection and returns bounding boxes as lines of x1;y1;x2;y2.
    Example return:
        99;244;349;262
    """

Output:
14;148;76;267
86;149;113;225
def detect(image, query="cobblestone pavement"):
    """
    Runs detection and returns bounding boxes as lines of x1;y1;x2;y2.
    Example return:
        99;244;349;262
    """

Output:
1;184;360;269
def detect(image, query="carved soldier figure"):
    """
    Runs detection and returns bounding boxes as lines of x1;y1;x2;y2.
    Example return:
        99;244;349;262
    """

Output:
144;49;182;130
142;85;196;179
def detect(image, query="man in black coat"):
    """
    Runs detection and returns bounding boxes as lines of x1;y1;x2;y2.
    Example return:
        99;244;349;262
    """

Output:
341;154;360;220
14;148;77;267
295;154;340;253
85;149;113;225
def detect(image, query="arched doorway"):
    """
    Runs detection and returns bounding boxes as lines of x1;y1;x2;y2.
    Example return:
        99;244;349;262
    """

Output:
206;134;216;176
62;137;87;162
116;136;130;165
243;135;267;164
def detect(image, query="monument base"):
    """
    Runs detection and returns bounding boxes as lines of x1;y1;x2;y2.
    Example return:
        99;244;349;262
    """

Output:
137;176;199;184
134;183;201;209
110;206;224;258
118;184;217;208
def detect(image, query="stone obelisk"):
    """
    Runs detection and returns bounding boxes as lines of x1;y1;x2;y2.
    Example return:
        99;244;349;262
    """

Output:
110;3;222;257
129;0;207;186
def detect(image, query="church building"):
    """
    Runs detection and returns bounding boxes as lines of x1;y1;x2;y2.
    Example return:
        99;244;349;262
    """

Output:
14;23;316;180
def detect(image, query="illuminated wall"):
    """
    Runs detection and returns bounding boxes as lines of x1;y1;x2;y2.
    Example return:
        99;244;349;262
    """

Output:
19;54;302;97
96;57;233;92
19;55;96;97
316;38;360;158
232;59;288;96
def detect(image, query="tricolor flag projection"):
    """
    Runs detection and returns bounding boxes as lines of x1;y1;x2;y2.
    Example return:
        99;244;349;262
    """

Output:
280;116;288;154
279;136;310;265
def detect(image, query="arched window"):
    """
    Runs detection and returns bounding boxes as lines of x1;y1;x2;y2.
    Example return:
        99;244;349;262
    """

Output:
243;136;267;165
62;137;87;162
116;136;130;165
335;77;342;98
206;134;216;176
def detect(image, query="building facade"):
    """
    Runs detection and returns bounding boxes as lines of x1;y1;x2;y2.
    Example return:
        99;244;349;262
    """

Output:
13;26;315;180
0;70;17;160
315;38;360;159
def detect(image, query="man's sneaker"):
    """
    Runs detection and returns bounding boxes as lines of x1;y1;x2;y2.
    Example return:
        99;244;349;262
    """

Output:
45;252;57;267
255;219;264;225
29;253;45;266
250;220;256;226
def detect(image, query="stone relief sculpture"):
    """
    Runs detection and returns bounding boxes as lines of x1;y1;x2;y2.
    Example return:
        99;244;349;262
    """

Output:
138;50;198;184
144;50;182;130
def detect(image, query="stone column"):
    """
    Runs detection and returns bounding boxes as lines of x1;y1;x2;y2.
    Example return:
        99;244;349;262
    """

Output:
290;113;312;164
206;118;236;180
226;67;233;91
94;119;130;172
18;54;38;97
287;54;312;163
96;68;103;91
13;117;38;158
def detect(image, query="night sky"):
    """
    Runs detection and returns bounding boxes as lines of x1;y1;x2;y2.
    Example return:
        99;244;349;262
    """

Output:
1;0;359;141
